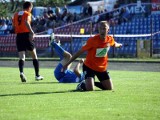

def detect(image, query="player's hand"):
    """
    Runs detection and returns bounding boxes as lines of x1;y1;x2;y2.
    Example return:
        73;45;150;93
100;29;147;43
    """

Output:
80;59;84;63
116;43;122;48
118;43;123;48
115;42;123;48
61;64;68;72
30;32;35;40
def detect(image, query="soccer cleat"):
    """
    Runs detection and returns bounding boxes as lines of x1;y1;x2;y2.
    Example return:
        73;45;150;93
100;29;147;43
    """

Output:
56;40;61;46
35;75;44;81
49;33;54;46
50;33;61;47
76;80;85;91
50;33;61;46
50;39;61;47
51;33;55;42
20;74;27;82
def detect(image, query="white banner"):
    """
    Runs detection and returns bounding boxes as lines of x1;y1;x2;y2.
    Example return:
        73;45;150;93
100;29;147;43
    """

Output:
35;31;160;38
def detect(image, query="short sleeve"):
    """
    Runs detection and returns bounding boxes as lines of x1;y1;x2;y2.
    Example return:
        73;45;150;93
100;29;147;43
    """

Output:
81;37;93;51
109;36;115;46
27;12;32;23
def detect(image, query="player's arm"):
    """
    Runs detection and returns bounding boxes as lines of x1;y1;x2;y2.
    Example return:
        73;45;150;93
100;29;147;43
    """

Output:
25;15;34;34
12;19;15;32
12;14;16;33
73;59;84;77
114;41;122;48
63;49;84;71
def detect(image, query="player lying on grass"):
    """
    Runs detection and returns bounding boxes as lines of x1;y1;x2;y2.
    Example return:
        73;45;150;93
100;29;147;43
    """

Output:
62;21;122;91
50;40;85;83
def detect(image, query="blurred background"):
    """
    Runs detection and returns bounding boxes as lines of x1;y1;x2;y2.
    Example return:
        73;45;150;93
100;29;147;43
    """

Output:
0;0;160;58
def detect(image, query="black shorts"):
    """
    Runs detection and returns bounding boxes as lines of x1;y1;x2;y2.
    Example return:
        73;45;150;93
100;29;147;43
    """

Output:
83;64;110;82
16;32;35;52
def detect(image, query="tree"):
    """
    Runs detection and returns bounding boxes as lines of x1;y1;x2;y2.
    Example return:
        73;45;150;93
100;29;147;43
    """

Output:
0;0;72;17
35;0;67;7
0;1;10;17
0;0;24;17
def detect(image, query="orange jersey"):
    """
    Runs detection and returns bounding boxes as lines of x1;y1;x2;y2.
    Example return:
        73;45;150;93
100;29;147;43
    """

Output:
82;34;115;72
13;11;31;33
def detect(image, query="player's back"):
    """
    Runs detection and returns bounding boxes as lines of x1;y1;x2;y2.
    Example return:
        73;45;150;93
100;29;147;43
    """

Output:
59;70;78;83
13;11;31;33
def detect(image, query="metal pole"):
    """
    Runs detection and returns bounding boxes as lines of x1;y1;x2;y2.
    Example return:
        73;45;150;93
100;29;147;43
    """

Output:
51;22;56;57
112;25;115;58
90;21;92;37
150;14;153;57
70;21;73;54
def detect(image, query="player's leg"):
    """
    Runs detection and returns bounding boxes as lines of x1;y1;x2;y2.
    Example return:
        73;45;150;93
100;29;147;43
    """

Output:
82;64;95;91
18;51;25;73
76;77;95;91
85;77;95;91
50;33;72;68
100;79;113;90
96;71;113;90
26;34;43;81
61;50;72;69
51;40;64;60
28;49;43;80
54;51;73;83
16;33;27;82
76;80;86;91
51;40;72;69
18;51;27;82
50;41;72;82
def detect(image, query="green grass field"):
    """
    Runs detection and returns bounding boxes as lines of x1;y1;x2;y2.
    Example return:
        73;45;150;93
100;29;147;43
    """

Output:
0;67;160;120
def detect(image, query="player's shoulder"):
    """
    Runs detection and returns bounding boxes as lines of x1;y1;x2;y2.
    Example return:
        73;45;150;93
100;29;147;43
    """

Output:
107;35;113;38
106;35;114;40
14;11;30;16
13;12;18;17
94;34;100;38
90;34;100;40
22;11;31;16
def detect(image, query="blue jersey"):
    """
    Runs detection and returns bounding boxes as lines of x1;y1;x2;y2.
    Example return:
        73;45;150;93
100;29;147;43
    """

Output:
54;63;84;83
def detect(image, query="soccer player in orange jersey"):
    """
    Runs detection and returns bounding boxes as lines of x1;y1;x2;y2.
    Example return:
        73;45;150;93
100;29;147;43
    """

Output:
13;2;43;82
63;21;122;91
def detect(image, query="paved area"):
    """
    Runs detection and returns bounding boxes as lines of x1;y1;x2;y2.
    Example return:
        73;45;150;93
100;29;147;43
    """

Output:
0;60;160;72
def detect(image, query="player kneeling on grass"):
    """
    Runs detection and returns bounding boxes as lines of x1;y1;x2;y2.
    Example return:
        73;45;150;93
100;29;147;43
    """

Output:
50;39;85;83
63;21;122;91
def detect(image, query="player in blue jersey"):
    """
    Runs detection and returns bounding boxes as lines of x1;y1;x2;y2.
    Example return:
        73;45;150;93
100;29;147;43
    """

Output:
50;40;84;83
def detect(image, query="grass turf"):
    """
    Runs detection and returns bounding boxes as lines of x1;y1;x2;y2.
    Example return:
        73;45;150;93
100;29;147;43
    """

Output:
0;67;160;120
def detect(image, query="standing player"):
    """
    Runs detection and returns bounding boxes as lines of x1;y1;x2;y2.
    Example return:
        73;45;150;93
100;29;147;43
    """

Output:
13;1;43;82
50;39;84;83
63;21;122;91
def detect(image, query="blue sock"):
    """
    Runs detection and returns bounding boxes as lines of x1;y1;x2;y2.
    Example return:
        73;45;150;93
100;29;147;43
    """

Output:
51;42;64;60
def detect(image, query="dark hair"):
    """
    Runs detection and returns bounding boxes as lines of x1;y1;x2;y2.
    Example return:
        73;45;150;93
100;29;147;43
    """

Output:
23;2;32;9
